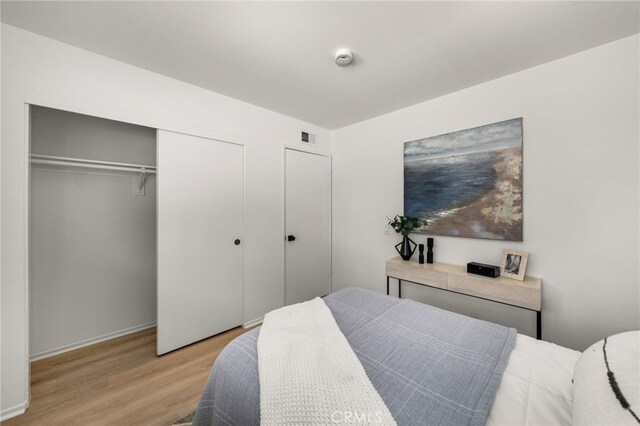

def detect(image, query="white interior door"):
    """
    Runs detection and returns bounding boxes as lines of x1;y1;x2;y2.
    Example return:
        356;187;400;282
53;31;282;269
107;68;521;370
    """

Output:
157;130;243;355
285;149;331;305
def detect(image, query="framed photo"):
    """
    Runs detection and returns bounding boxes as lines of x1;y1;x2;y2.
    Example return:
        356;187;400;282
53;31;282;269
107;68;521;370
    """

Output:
500;249;528;281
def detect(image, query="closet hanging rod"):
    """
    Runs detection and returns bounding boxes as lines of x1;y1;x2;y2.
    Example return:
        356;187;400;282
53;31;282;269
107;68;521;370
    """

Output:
30;154;156;173
30;159;157;174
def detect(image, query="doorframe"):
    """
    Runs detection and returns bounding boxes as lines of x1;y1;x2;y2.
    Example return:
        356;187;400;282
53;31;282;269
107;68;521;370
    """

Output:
282;145;332;307
21;91;246;405
24;92;245;146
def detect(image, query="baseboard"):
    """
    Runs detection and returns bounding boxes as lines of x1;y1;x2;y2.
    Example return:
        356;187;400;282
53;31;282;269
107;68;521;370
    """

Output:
243;316;263;328
0;402;27;422
30;321;157;361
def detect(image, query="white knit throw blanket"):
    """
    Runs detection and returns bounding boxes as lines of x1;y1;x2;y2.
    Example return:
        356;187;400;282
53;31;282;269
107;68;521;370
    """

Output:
257;297;396;425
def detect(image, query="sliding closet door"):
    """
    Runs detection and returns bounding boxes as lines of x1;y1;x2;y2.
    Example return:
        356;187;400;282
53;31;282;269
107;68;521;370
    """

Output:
157;130;243;355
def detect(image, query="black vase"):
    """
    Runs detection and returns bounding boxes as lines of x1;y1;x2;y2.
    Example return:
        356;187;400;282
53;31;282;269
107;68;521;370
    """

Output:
395;236;417;261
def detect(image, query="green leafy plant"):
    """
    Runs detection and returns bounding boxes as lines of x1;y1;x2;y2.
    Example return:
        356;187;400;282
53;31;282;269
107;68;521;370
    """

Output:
388;215;424;237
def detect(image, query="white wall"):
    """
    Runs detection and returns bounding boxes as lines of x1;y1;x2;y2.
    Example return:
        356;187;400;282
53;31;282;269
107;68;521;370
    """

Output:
0;9;3;420
332;35;639;352
1;24;330;418
30;107;157;358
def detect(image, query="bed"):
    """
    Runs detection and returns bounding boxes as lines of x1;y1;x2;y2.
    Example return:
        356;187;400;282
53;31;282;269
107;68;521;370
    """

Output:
193;287;638;425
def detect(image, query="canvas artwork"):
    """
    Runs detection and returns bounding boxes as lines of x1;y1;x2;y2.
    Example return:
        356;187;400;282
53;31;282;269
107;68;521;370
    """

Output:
404;118;523;241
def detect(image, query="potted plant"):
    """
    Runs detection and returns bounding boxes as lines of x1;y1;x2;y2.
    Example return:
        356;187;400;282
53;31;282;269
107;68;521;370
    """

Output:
388;215;424;261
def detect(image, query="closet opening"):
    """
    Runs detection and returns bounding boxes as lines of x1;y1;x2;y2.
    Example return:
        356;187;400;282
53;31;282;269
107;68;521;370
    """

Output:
29;106;158;362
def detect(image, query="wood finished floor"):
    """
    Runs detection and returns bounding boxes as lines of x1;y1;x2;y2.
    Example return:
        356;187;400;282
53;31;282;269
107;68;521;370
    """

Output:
3;326;251;426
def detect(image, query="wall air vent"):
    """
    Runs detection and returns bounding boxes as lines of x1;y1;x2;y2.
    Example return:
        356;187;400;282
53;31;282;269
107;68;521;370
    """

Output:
301;131;316;145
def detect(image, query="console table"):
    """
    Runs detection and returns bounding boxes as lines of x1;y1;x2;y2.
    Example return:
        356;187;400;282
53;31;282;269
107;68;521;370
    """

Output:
385;256;543;339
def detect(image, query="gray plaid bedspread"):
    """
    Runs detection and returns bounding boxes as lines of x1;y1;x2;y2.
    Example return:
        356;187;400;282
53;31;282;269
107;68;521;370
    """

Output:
194;287;516;426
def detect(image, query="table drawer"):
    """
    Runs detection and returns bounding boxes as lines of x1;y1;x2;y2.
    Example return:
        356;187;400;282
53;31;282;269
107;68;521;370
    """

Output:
447;273;541;311
385;260;447;290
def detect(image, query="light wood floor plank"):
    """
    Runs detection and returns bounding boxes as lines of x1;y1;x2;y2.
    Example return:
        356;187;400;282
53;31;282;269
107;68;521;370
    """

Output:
3;326;250;426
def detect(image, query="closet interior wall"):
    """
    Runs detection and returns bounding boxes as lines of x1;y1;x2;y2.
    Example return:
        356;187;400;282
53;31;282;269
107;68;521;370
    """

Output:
29;106;157;359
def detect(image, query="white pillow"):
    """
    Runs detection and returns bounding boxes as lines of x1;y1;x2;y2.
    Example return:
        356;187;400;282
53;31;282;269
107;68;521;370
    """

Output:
572;331;639;425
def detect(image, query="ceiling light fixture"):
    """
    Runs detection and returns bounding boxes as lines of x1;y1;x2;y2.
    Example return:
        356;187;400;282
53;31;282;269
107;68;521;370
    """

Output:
335;48;354;67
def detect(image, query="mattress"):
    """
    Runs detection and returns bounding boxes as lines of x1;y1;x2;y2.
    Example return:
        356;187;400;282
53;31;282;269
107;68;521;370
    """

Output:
194;288;580;425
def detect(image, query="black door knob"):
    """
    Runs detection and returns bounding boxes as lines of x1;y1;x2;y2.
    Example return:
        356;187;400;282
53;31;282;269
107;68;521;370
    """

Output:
234;239;241;245
287;235;296;242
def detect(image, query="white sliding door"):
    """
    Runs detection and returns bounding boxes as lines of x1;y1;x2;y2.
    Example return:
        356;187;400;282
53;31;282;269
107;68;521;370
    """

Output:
157;130;243;355
285;149;331;305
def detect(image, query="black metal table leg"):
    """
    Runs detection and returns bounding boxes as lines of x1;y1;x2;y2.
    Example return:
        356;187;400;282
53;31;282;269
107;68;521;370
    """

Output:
536;311;542;340
386;276;389;295
399;279;402;298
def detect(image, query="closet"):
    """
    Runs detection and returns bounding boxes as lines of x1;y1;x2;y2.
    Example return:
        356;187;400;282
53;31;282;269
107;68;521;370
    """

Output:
29;106;243;359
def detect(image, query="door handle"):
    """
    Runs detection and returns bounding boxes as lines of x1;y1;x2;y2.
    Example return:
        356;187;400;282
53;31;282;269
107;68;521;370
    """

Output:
234;239;241;245
287;235;296;242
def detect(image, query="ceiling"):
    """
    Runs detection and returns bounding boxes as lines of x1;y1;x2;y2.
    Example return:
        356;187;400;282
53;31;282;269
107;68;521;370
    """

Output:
2;1;639;130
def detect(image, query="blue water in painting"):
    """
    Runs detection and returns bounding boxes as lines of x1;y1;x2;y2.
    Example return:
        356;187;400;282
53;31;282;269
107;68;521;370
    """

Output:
404;151;498;220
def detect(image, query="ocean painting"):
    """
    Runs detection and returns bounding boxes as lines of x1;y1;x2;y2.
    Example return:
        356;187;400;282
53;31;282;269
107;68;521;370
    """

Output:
404;118;523;241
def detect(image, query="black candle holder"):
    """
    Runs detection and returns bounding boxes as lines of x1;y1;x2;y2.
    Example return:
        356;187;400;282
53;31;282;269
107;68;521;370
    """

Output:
427;238;434;264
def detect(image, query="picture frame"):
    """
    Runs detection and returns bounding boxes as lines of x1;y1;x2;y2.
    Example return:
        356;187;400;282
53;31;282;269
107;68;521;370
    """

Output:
500;249;528;281
404;118;523;241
